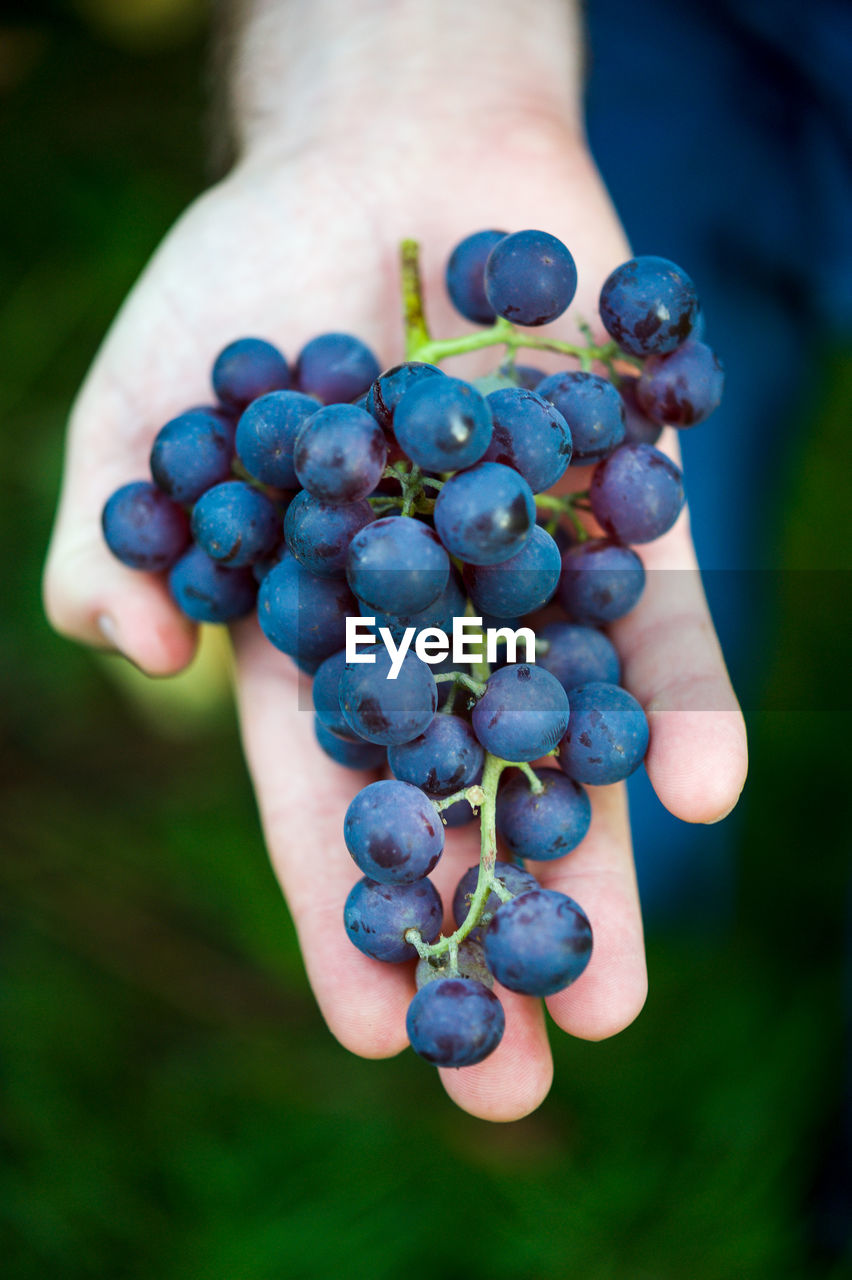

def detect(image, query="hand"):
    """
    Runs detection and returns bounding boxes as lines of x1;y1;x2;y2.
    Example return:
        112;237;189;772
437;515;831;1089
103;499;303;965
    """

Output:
44;35;747;1121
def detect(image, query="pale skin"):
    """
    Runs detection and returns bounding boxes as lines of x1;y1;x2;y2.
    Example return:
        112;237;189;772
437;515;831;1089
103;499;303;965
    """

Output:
43;0;748;1120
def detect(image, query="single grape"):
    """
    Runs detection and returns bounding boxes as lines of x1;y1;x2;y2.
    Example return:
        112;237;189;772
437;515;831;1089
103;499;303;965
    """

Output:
471;663;569;762
191;480;281;567
599;256;698;357
484;229;577;326
537;621;621;692
168;544;257;622
314;718;386;771
636;339;724;427
312;649;353;735
388;713;484;797
406;978;505;1067
365;567;465;643
257;551;357;662
452;861;539;943
346;516;450;614
366;361;444;432
339;649;438;746
496;767;591;861
434;462;535;566
393;376;493;472
344;876;443;963
535;371;625;465
235;390;319;487
484;889;593;996
294;404;387;504
618;375;663;446
296;332;381;404
589;442;685;543
498;361;548;390
464;524;562;619
284;490;374;578
344;780;444;884
415;939;493;990
445;229;508;324
102;481;190;571
558;681;649;785
481;388;572;491
149;408;234;504
558;538;645;624
212;337;290;411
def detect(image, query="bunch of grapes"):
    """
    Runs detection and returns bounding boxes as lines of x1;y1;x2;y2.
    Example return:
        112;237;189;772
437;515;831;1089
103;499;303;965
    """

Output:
102;228;723;1071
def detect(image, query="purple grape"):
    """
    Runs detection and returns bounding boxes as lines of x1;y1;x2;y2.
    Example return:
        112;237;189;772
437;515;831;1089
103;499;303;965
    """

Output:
257;551;357;663
558;681;649;785
312;649;351;735
235;390;319;488
434;463;535;566
344;876;443;963
346;516;450;615
484;230;577;326
471;663;569;762
388;713;484;797
212;337;290;411
314;719;386;771
481;388;572;492
464;524;562;619
294;404;387;504
339;649;438;746
393;377;493;472
496;767;590;861
168;544;257;623
284;490;374;578
366;361;445;432
618;375;663;447
589;443;685;543
537;621;621;692
535;371;625;465
191;480;280;567
149;408;235;504
365;567;465;644
452;861;539;943
296;332;381;405
344;780;444;884
558;538;645;625
102;480;190;572
406;978;505;1067
599;256;698;357
636;339;724;427
445;229;508;325
484;889;592;996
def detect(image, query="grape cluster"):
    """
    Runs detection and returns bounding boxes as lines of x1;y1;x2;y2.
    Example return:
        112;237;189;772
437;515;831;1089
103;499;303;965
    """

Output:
102;229;722;1072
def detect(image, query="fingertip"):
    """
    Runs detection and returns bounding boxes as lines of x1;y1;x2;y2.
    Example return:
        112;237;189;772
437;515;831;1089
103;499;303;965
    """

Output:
547;952;648;1042
645;706;748;825
438;991;553;1122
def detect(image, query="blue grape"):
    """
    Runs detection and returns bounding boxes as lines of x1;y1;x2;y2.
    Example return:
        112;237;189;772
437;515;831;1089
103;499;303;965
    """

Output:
481;388;572;491
636;339;724;427
339;649;438;746
589;442;685;543
393;377;493;472
314;719;386;771
406;978;505;1067
344;876;443;963
452;861;539;943
484;889;592;996
296;332;381;404
312;649;352;735
284;490;374;578
212;337;290;411
257;551;356;662
558;681;649;785
535;371;625;465
346;516;449;614
498;361;548;391
471;663;569;762
537;621;621;692
434;462;535;566
168;544;257;622
150;408;234;504
191;480;280;567
464;524;561;619
388;713;484;797
445;229;508;324
365;568;465;644
496;767;590;861
235;390;319;487
102;481;190;571
344;780;444;884
366;361;444;432
558;538;645;624
432;786;479;828
599;256;698;357
484;230;577;326
294;403;387;504
618;375;663;446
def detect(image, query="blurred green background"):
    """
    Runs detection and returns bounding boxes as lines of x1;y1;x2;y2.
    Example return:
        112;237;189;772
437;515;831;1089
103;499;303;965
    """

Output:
2;3;851;1277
